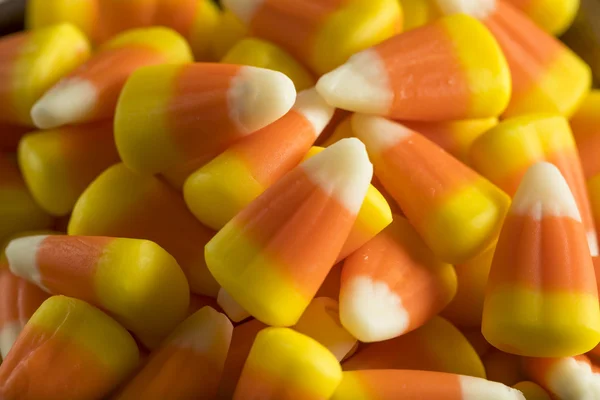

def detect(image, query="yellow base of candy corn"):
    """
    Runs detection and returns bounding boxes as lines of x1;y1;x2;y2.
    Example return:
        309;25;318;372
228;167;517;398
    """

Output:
0;188;53;243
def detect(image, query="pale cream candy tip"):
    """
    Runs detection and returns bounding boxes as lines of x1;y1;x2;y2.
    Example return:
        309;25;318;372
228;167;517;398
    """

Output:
6;235;51;293
435;0;497;19
222;0;264;24
351;114;413;155
459;375;526;400
547;357;600;400
217;288;251;323
293;88;335;137
0;322;24;359
172;306;233;353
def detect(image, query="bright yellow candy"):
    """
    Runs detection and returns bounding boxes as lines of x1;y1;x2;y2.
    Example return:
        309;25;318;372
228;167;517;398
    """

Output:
26;0;97;40
504;0;579;36
397;0;439;30
233;327;342;400
222;38;315;91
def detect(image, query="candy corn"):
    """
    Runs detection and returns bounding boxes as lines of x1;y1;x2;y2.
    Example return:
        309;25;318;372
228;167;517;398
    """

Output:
522;355;600;400
331;370;526;400
94;0;158;44
210;10;247;60
154;0;220;60
31;27;193;129
483;162;600;357
233;327;342;400
435;0;591;117
18;122;119;216
222;38;315;91
26;0;98;42
69;163;219;296
113;307;233;400
317;14;511;121
343;316;486;378
218;288;251;323
6;235;189;348
352;114;510;263
206;138;373;327
293;297;357;362
0;268;48;359
0;155;52;243
504;0;579;35
223;0;403;75
184;88;334;230
115;63;296;186
0;23;90;126
398;0;440;30
340;215;457;342
483;349;525;386
470;114;598;256
512;381;551;400
0;296;139;400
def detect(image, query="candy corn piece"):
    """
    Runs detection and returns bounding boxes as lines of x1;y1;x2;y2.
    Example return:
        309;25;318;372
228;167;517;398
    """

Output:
293;297;357;362
398;0;441;30
0;155;52;243
224;0;402;75
0;296;139;400
317;14;510;121
18;122;119;216
571;90;600;180
94;0;158;44
115;63;296;185
483;162;600;357
522;355;600;400
0;268;48;359
0;230;59;264
470;114;598;255
210;10;247;60
512;382;551;400
69;163;219;296
26;0;97;42
0;23;90;126
331;370;526;400
0;123;29;152
218;288;251;323
504;0;579;35
205;138;373;326
343;316;486;378
352;114;510;263
233;327;342;400
184;88;334;230
340;215;457;342
154;0;220;60
31;27;193;129
222;38;315;91
113;307;233;400
483;349;525;386
441;246;494;328
218;319;267;399
6;235;190;348
435;0;591;117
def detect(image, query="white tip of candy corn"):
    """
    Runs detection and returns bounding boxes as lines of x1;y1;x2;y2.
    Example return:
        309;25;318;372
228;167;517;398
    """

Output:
339;276;409;342
547;358;600;400
588;232;599;257
217;288;251;323
0;322;23;359
316;49;392;115
6;235;50;293
172;307;233;352
229;66;296;135
302;138;373;215
293;88;336;137
351;114;413;155
511;162;582;222
434;0;497;19
222;0;264;24
459;376;526;400
31;78;98;129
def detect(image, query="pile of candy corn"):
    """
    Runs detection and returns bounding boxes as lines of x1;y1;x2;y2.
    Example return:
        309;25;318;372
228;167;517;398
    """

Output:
1;0;600;398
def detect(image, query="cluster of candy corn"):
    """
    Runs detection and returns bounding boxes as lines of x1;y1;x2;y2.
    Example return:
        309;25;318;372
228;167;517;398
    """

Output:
1;0;600;399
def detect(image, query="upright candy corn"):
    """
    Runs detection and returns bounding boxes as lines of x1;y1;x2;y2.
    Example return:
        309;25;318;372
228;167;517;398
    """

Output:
69;163;219;296
352;114;510;263
331;370;525;400
343;316;486;378
512;382;551;400
0;268;48;359
26;0;98;42
317;14;510;121
6;235;190;348
222;38;315;91
0;155;52;243
206;138;373;326
115;63;296;187
184;88;334;230
18;122;119;216
233;327;342;400
470;114;598;255
504;0;579;35
223;0;402;75
154;0;220;60
435;0;591;117
0;296;139;400
293;297;357;362
340;215;457;342
114;307;233;400
522;355;600;400
0;23;90;126
31;27;193;129
483;162;600;357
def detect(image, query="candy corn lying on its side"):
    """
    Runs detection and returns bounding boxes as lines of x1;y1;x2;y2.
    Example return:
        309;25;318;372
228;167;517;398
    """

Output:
504;0;579;35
